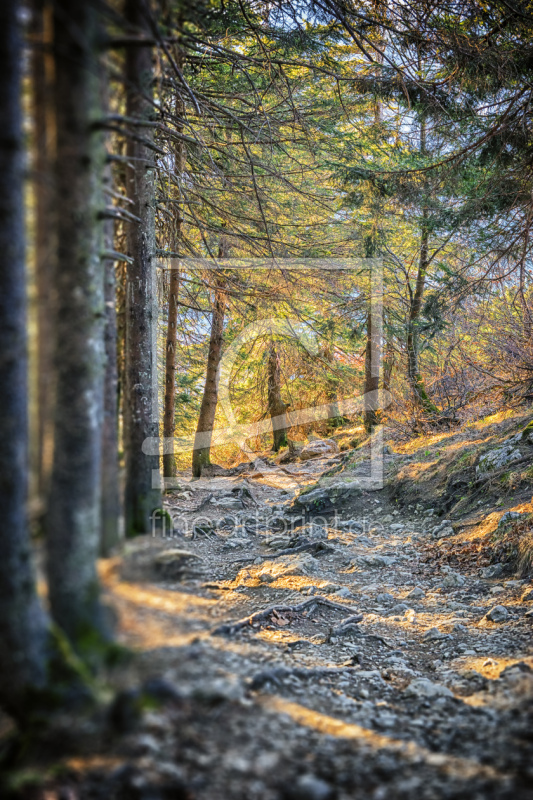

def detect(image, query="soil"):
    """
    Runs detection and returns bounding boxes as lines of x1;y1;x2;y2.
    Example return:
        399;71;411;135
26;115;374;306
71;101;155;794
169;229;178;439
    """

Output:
6;434;533;800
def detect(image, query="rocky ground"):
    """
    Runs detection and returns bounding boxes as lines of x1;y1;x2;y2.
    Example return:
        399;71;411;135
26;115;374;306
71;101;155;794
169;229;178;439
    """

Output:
8;432;533;800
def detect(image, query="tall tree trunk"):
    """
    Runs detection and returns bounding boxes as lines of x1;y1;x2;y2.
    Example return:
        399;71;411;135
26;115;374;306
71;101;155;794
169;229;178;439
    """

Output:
406;114;437;414
31;0;55;503
267;343;289;451
322;341;343;428
163;266;181;477
100;172;120;556
0;0;51;718
364;309;380;433
45;0;110;645
192;243;228;477
382;327;395;393
124;0;161;533
162;57;185;479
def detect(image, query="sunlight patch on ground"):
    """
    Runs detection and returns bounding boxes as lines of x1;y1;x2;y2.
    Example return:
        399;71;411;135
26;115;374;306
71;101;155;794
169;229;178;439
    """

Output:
259;696;502;780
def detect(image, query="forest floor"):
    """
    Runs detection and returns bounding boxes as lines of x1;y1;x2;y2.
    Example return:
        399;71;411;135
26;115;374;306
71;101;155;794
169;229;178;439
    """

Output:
8;412;533;800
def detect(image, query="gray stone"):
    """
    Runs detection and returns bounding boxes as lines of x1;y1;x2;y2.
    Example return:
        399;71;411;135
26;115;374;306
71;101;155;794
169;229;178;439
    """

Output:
423;626;446;642
392;603;410;614
405;678;453;698
480;564;505;579
485;605;510;623
289;774;335;800
334;587;353;599
497;511;525;528
299;439;340;461
376;592;395;604
476;445;522;475
440;569;465;588
154;549;202;578
354;554;396;568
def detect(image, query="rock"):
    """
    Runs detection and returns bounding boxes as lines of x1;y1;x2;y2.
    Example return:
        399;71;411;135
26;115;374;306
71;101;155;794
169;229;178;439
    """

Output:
432;520;455;539
193;677;244;704
500;662;533;679
376;592;395;604
256;553;319;582
292;481;361;513
334;587;353;599
485;605;510;623
423;626;446;641
453;623;468;633
223;538;249;551
476;445;522;475
480;564;505;579
154;549;202;578
353;554;396;568
299;439;340;461
406;678;453;698
440;568;465;588
407;587;425;599
392;603;410;614
337;519;364;531
285;773;335;800
498;511;524;526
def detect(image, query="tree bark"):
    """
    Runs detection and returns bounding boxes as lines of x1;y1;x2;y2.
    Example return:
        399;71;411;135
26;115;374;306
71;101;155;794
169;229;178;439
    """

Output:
0;0;52;717
124;0;161;533
100;173;120;556
267;343;289;451
31;0;55;503
192;242;228;477
45;0;110;645
162;56;185;479
163;266;181;477
364;309;380;433
406;114;437;414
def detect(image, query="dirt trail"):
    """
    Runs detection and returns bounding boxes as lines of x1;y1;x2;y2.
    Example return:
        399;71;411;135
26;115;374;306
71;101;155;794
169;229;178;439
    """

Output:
98;448;533;800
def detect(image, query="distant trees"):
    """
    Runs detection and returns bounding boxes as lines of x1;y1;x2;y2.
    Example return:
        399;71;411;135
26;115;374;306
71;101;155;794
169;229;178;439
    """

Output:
267;343;289;451
192;248;228;477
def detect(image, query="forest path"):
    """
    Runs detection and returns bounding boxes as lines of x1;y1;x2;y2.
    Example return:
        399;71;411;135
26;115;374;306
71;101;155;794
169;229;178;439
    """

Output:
101;449;533;799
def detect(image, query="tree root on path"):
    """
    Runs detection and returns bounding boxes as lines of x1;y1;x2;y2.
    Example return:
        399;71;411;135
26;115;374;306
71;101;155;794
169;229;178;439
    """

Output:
248;664;361;691
211;596;360;636
228;540;335;565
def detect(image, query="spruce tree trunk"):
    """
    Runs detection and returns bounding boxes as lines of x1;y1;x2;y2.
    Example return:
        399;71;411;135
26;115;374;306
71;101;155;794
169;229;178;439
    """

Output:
322;342;342;428
364;309;380;433
382;329;395;393
0;0;51;715
45;0;110;644
192;244;228;477
267;343;289;451
100;170;120;556
99;63;120;556
163;266;181;477
406;115;437;414
31;0;55;502
162;60;185;479
124;0;161;533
